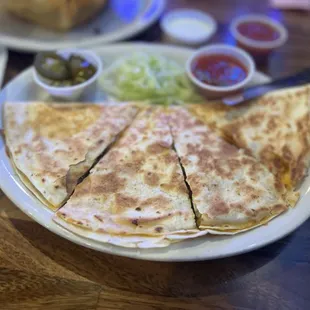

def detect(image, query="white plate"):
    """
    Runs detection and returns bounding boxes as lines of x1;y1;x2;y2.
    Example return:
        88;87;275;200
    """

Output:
0;0;165;52
0;43;309;262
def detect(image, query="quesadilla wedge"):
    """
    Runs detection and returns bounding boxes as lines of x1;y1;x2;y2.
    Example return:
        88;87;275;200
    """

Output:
168;107;289;233
4;101;138;210
189;85;310;193
54;107;206;248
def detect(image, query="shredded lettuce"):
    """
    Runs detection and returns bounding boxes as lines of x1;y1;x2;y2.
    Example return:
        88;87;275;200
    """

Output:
99;53;202;105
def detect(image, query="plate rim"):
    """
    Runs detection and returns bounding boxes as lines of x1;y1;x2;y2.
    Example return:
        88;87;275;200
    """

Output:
0;42;309;262
0;0;166;52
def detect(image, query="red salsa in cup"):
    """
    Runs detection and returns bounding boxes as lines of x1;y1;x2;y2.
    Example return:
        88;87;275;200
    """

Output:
191;54;248;87
237;21;280;42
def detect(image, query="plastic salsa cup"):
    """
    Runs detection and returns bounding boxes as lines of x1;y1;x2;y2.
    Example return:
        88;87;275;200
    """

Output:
230;14;288;63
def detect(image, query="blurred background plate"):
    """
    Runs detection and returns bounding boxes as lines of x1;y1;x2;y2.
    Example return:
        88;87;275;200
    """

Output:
0;0;165;52
0;45;7;87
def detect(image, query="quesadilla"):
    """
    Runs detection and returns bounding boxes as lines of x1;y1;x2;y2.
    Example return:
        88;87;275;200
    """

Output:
168;107;288;233
4;101;138;210
55;107;205;248
189;85;310;192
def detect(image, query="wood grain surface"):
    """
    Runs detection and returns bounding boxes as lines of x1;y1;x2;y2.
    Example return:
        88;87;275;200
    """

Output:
1;0;310;309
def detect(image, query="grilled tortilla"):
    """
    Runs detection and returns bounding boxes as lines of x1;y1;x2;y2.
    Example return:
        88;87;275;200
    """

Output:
189;85;310;192
54;107;206;248
4;101;138;210
168;107;289;233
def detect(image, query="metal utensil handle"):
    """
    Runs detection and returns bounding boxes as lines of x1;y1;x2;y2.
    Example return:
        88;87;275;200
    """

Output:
244;68;310;101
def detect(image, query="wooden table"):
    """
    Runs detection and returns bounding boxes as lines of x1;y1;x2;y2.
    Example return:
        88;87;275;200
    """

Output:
1;1;310;309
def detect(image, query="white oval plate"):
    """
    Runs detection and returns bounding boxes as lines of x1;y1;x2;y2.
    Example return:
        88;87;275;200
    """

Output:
0;0;165;52
0;43;309;262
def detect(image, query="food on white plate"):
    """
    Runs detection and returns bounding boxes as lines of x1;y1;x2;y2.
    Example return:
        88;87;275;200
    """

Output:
100;53;203;106
2;0;108;32
55;107;206;248
3;82;310;248
3;101;138;210
168;107;290;233
189;85;310;195
34;52;97;87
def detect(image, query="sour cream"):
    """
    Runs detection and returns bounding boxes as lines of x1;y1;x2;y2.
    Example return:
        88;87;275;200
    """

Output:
161;9;217;45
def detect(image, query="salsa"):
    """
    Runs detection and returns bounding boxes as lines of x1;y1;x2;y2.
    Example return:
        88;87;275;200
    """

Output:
237;21;280;42
191;54;248;87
